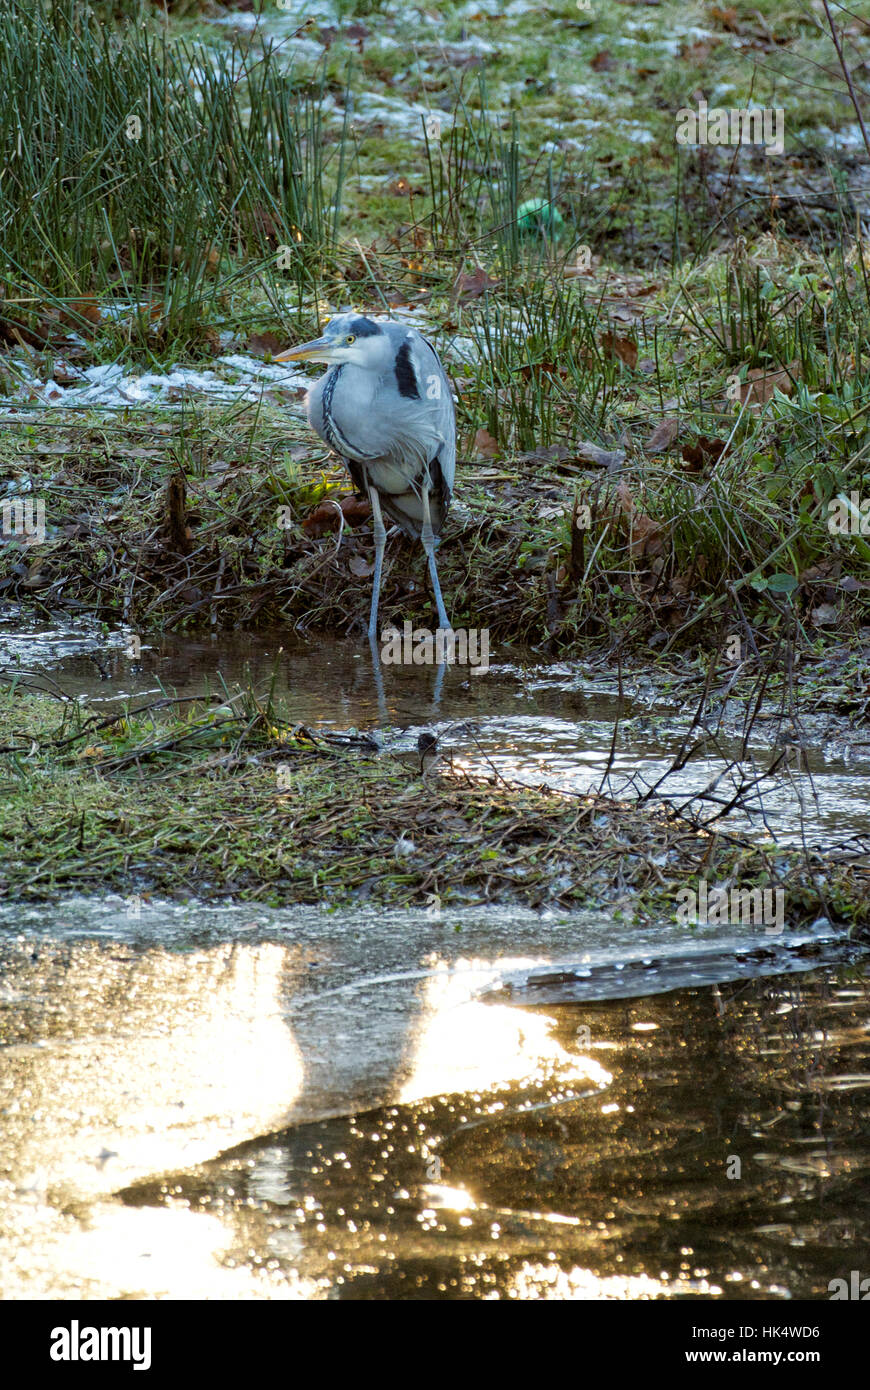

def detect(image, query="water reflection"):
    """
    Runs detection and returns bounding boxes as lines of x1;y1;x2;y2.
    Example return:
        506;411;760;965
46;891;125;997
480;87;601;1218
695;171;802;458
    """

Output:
0;908;867;1297
397;957;610;1105
116;963;869;1301
0;936;306;1296
0;911;609;1297
0;938;303;1200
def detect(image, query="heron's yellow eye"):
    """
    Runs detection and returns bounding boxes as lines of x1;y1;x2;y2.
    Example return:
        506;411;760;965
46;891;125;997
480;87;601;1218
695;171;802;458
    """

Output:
345;334;355;344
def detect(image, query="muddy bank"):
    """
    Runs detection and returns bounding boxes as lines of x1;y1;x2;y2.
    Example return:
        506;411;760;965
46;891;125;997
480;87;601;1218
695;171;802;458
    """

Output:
3;398;870;655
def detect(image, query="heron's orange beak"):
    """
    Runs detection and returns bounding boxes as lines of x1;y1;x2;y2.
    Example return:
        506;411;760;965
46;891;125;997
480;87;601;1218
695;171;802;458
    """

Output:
274;335;333;363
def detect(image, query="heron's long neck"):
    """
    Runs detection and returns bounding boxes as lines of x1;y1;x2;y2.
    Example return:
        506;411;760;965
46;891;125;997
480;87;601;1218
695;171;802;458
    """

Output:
321;363;381;461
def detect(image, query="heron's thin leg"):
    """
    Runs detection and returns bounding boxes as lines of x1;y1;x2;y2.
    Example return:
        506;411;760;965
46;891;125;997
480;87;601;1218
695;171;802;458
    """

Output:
368;486;387;643
420;485;452;635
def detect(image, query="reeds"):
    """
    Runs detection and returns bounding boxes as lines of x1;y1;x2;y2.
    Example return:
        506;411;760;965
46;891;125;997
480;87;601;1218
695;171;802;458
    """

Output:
0;0;349;351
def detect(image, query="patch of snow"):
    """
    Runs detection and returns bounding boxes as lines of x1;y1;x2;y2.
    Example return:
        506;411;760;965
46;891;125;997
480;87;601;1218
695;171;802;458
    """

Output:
347;91;455;137
798;122;870;151
564;83;613;104
441;37;499;56
0;354;312;413
623;123;656;144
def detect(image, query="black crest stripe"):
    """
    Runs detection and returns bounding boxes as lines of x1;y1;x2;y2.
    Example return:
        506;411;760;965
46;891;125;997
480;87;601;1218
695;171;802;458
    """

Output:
394;340;420;399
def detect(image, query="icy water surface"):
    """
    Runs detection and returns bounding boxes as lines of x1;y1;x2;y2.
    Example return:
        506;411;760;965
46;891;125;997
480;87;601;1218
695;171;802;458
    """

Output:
0;899;866;1299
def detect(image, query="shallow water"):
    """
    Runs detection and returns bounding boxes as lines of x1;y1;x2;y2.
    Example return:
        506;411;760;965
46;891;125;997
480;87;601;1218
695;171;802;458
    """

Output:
1;613;869;1299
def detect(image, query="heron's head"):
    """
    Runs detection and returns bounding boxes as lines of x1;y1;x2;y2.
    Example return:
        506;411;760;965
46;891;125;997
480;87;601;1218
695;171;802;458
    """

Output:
274;313;389;370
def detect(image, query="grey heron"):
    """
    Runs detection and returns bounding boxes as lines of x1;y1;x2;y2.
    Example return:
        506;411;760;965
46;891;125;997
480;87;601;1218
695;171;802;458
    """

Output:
275;313;455;641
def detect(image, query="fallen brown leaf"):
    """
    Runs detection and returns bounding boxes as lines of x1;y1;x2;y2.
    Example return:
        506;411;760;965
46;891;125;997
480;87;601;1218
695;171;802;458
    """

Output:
799;559;841;590
473;427;499;458
615;480;666;558
247;332;285;358
574;440;626;470
681;39;715;61
645;418;680;452
710;5;740;33
600;332;638;369
341;497;373;528
811;603;839;626
518;360;561;380
740;361;799;407
65;298;102;326
51;360;83;385
452;267;500;304
348;553;375;578
681;436;726;471
303;496;371;537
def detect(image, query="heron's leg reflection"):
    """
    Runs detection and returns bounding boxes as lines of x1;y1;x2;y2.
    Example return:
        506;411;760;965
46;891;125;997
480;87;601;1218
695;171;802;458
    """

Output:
368;631;388;724
432;659;446;709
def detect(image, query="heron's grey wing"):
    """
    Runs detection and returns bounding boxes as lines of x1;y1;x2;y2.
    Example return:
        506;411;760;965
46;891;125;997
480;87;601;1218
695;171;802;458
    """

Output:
418;332;456;499
306;372;331;450
363;328;456;536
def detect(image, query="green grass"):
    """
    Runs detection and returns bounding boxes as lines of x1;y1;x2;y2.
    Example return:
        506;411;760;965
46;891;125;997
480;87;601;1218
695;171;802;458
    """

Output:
1;0;350;353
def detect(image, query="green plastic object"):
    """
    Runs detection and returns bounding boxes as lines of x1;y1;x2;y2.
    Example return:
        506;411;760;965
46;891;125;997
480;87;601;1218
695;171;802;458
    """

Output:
516;198;564;235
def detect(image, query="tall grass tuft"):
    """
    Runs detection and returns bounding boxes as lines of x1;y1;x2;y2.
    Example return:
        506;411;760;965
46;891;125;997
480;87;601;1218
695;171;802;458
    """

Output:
0;0;349;352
